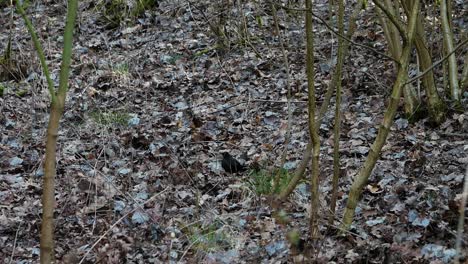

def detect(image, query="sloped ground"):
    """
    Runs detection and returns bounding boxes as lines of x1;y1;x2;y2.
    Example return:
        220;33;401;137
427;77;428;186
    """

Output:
0;0;467;263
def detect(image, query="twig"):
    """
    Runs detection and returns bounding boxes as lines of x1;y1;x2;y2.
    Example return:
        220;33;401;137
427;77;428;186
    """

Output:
186;0;224;42
440;132;468;138
251;99;308;103
8;222;21;264
405;38;468;84
372;0;407;41
205;98;309;116
206;101;245;115
276;4;398;62
178;228;219;262
78;187;169;263
454;165;468;264
269;0;293;185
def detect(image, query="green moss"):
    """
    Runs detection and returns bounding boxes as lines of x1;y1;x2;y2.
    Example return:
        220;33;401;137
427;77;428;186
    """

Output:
132;0;159;17
427;100;446;125
255;15;263;28
100;0;127;27
287;229;301;246
193;48;213;58
248;167;291;195
184;221;230;253
16;89;27;97
112;62;130;76
90;110;130;126
99;0;158;27
0;84;5;97
406;104;427;123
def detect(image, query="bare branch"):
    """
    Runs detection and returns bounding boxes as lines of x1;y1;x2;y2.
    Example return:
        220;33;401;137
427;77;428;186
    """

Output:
372;0;407;42
406;38;468;84
276;3;398;62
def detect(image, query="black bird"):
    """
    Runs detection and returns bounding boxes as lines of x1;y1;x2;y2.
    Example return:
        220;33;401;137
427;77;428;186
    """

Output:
221;152;245;173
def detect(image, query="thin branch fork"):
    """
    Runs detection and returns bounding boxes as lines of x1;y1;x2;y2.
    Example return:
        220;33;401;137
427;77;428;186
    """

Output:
372;0;407;42
406;38;468;85
275;3;398;62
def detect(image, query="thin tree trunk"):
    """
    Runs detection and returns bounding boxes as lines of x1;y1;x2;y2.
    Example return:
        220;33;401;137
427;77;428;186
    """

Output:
402;0;446;124
269;0;294;193
341;0;420;231
377;0;418;117
440;0;460;102
41;103;63;263
305;0;320;240
329;0;344;224
279;0;364;200
461;51;468;91
454;166;468;264
18;0;79;261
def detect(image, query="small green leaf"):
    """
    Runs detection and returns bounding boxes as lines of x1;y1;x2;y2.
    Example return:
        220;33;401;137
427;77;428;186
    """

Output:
0;84;5;97
256;15;263;27
361;0;368;9
16;89;27;97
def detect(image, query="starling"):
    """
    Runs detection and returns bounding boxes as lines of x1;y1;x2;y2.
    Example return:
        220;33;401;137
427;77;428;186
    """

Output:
221;152;245;173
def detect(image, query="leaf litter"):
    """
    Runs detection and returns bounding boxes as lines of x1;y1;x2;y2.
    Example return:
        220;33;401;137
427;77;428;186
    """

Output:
0;0;467;263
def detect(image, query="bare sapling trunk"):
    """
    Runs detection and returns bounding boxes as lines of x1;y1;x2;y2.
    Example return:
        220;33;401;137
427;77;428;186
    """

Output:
340;0;420;231
460;51;468;91
401;0;446;124
304;0;320;240
279;0;364;200
16;0;78;262
454;166;468;264
269;0;294;193
329;0;345;224
376;0;419;117
440;0;460;102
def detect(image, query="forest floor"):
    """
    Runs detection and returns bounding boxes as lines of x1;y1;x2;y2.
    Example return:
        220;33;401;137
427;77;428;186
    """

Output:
1;0;467;263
